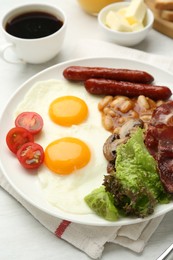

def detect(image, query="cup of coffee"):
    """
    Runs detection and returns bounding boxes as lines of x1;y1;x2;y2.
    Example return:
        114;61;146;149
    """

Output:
0;3;67;64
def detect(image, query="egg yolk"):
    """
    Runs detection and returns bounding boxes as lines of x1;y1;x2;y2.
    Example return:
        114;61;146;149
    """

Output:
44;137;91;174
49;96;88;126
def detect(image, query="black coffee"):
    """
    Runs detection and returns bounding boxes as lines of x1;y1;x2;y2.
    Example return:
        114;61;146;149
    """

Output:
6;11;63;39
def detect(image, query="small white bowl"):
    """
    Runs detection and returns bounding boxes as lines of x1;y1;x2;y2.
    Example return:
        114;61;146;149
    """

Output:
98;1;154;47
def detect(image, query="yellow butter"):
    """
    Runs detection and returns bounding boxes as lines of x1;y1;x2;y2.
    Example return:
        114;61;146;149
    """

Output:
117;7;127;16
105;0;147;32
105;10;132;32
132;22;144;31
125;0;147;24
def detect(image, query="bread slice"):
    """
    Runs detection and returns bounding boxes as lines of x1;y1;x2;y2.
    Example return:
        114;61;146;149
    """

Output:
155;0;173;10
160;9;173;21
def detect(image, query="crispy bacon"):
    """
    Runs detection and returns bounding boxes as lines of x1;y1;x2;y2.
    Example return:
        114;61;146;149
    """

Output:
145;101;173;193
145;125;173;159
158;139;173;193
149;100;173;126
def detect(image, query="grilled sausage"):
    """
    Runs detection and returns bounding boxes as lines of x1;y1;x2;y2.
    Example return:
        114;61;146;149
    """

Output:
63;66;154;84
84;78;172;100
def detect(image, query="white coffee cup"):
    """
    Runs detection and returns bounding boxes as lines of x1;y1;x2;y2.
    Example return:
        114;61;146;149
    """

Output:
0;3;67;64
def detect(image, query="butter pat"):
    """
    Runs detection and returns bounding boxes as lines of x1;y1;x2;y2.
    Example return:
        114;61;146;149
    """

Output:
125;0;147;24
132;21;144;31
117;7;127;17
105;0;147;32
106;10;132;32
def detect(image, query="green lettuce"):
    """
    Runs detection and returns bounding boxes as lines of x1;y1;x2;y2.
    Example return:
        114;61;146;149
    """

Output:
104;128;170;218
85;186;119;221
85;128;170;221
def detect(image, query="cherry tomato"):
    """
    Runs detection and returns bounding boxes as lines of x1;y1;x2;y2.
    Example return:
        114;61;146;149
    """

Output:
15;112;43;135
6;127;34;154
16;142;44;169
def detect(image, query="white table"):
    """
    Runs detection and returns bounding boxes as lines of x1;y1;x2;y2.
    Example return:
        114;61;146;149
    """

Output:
0;1;173;259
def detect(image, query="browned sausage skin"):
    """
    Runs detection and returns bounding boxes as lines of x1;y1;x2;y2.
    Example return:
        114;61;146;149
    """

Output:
63;66;154;84
84;78;172;100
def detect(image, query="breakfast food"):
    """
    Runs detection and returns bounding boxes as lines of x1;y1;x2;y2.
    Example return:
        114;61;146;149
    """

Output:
160;9;173;21
154;0;173;22
63;66;154;83
84;78;172;100
63;64;173;220
85;128;170;220
16;142;44;169
155;0;173;10
13;79;110;214
15;111;43;134
86;98;173;221
105;0;147;32
98;95;161;134
6;112;45;169
145;101;173;193
48;95;88;126
5;64;173;221
6;126;34;154
63;65;172;100
85;100;173;220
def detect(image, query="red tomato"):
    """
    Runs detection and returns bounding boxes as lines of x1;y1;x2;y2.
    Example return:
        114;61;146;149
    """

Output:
6;127;34;154
15;112;43;135
16;142;44;169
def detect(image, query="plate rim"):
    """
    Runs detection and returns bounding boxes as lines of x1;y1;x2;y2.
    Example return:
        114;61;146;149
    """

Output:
1;56;173;227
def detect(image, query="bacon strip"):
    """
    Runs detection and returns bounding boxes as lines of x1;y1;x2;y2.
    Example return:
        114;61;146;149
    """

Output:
145;101;173;193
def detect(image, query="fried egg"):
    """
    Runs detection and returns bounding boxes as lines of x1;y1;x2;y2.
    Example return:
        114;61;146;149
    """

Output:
14;79;110;214
49;95;88;126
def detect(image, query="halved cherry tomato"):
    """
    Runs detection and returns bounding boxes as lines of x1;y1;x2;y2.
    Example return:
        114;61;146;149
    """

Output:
15;112;43;135
16;142;44;169
6;127;34;154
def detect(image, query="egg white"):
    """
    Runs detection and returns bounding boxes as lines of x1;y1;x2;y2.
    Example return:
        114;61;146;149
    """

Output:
15;79;110;214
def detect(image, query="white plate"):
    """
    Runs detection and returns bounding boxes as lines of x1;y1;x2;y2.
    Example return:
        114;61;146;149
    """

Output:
0;57;173;226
